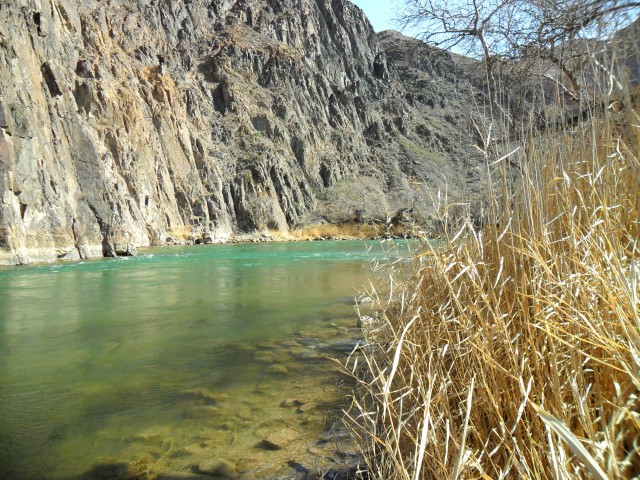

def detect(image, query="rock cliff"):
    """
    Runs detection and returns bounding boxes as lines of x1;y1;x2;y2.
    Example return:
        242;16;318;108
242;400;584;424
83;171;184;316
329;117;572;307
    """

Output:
0;0;487;264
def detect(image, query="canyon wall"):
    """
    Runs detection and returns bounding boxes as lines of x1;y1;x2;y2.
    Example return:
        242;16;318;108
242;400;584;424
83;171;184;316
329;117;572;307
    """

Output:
0;0;486;264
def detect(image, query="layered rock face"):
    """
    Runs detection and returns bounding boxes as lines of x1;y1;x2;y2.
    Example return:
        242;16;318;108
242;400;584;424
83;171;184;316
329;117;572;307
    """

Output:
0;0;486;264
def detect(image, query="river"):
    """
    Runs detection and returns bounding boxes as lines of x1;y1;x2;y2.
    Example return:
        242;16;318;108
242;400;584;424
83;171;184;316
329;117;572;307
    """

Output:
0;240;408;479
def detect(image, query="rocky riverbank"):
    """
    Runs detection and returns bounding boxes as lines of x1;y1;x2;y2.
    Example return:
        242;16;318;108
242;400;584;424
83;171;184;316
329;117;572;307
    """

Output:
63;306;369;480
0;221;417;266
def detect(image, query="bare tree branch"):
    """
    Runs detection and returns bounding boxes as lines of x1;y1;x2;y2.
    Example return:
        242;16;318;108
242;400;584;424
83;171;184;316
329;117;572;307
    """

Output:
396;0;639;121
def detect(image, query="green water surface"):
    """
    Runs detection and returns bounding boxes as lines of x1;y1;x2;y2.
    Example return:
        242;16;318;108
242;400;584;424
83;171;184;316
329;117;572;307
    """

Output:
0;240;407;479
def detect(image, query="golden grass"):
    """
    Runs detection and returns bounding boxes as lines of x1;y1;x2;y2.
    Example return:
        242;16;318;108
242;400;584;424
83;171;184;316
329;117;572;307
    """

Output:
289;222;391;240
345;84;640;478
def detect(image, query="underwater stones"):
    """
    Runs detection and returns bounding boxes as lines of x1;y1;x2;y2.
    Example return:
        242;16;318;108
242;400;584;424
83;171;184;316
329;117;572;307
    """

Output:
320;465;362;480
295;336;321;346
357;315;374;328
129;431;167;447
318;339;361;354
210;422;234;432
280;340;321;361
157;472;215;480
169;442;211;460
212;392;229;402
261;428;300;450
355;294;374;305
296;401;318;414
233;404;254;421
279;397;317;414
280;398;306;408
283;460;311;479
232;457;261;476
296;328;321;339
182;388;228;405
290;348;320;360
183;405;221;419
196;457;237;477
318;426;353;445
237;343;257;353
265;364;288;375
77;462;142;480
254;351;279;363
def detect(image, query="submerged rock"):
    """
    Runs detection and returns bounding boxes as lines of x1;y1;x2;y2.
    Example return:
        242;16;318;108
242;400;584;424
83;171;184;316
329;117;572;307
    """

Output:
318;339;361;354
265;364;289;375
289;347;320;360
181;388;228;405
157;472;216;480
183;405;221;419
280;398;306;408
357;315;375;328
196;458;237;477
261;428;301;450
77;462;141;480
355;295;375;305
254;351;279;363
129;431;167;447
297;401;318;414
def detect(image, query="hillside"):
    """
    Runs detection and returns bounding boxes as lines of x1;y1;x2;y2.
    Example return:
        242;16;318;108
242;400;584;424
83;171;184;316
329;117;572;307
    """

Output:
0;0;488;264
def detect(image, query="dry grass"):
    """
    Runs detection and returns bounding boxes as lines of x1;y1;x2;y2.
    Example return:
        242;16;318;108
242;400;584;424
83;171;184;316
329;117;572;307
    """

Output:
345;82;640;478
289;222;393;240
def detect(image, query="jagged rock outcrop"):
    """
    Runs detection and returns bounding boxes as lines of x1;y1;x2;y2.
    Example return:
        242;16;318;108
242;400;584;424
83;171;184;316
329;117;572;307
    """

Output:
0;0;487;264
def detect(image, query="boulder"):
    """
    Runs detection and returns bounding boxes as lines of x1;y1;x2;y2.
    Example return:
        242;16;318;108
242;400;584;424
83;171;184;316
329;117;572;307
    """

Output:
261;428;300;450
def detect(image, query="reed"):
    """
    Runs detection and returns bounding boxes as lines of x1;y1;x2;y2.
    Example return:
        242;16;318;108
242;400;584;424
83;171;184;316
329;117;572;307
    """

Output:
345;73;640;478
289;222;389;240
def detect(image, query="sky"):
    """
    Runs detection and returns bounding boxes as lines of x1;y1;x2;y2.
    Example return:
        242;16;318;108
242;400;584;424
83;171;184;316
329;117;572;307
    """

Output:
349;0;408;34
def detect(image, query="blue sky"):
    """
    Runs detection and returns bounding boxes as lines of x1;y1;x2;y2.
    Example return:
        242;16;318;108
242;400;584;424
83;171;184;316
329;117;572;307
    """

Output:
349;0;404;33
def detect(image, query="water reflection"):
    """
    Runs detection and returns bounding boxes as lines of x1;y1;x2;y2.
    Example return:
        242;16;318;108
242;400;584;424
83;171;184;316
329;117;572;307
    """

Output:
0;241;407;479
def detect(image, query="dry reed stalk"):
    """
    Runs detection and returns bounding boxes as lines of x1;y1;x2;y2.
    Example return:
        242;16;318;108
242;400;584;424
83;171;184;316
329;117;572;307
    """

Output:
345;77;640;479
289;222;388;240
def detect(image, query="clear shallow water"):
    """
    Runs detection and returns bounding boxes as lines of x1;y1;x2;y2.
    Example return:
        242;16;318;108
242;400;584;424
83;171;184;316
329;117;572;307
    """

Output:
0;240;409;479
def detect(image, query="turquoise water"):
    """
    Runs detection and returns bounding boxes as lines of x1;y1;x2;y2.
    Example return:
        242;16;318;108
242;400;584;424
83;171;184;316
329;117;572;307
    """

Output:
0;240;408;479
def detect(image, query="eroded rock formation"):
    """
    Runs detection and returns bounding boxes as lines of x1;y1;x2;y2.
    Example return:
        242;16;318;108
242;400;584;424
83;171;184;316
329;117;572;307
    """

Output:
0;0;487;264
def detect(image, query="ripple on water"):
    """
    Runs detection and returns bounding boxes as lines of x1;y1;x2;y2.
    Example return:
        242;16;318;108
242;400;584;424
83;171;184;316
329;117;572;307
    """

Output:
0;241;413;479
